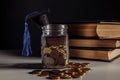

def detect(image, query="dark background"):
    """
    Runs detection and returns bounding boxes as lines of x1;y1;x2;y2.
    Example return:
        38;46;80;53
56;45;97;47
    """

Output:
0;0;120;54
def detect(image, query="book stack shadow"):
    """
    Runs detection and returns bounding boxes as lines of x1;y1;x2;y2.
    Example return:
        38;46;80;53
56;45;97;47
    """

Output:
68;22;120;61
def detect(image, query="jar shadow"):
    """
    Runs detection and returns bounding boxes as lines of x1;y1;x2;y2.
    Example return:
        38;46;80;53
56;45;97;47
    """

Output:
0;63;43;69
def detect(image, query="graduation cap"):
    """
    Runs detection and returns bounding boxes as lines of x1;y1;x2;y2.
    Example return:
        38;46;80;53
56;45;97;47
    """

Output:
22;9;50;56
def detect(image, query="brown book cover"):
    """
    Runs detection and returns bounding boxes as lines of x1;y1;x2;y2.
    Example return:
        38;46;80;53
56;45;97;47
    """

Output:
69;39;120;48
68;22;120;39
70;48;120;61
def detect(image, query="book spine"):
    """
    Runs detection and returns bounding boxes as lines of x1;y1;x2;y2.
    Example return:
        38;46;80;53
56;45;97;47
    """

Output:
69;39;120;48
68;23;120;39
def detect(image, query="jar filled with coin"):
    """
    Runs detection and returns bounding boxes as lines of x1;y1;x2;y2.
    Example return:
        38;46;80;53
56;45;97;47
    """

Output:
41;24;69;69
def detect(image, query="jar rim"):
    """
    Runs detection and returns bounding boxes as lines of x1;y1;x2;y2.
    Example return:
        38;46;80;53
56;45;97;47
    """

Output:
42;24;68;30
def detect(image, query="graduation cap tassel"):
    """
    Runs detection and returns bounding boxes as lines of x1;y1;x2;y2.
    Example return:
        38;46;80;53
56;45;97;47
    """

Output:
22;11;39;56
22;10;49;56
22;22;32;56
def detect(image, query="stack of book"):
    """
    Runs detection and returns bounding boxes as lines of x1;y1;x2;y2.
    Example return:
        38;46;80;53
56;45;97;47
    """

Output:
68;22;120;61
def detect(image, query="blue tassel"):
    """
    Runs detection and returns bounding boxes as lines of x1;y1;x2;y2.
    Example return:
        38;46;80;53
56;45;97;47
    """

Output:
22;22;32;56
22;11;38;56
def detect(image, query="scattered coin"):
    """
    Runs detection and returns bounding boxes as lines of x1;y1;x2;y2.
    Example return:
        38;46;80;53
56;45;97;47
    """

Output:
28;69;42;74
61;74;72;79
29;62;91;79
38;71;49;76
46;74;60;80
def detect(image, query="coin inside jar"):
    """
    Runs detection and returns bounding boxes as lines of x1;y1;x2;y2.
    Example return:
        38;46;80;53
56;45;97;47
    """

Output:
42;45;68;68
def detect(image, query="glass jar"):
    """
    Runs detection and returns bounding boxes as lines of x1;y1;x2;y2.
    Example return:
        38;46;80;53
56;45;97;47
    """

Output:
41;24;69;69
